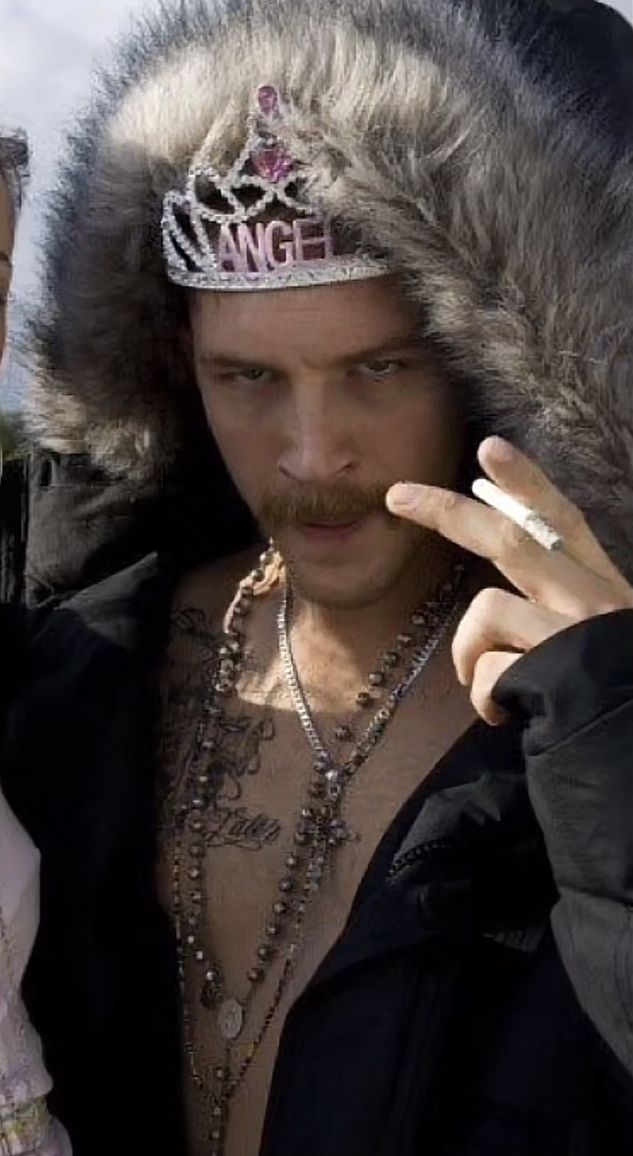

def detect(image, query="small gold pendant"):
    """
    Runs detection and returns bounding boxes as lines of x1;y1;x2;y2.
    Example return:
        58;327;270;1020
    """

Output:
218;998;244;1041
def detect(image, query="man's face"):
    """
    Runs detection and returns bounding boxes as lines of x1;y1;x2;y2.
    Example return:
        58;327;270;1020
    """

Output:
0;177;14;367
190;276;464;607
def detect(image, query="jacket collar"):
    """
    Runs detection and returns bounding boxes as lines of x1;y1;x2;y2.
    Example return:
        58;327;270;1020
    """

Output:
309;721;555;992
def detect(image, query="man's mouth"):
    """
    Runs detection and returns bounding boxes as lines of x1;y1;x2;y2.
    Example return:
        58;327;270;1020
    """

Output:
296;518;365;542
304;518;359;528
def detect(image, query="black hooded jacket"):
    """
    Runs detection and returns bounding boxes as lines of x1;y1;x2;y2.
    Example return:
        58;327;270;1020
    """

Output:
1;552;633;1155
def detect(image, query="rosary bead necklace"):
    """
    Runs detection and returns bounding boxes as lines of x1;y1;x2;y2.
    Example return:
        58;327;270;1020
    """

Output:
171;548;463;1153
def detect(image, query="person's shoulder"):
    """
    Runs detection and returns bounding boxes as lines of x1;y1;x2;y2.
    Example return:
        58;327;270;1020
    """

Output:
28;553;172;663
171;547;262;638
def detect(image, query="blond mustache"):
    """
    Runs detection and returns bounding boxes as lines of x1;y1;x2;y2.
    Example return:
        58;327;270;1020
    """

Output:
258;483;392;531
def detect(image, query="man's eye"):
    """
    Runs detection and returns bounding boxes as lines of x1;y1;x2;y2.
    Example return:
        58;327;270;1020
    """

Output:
357;359;403;381
223;367;273;386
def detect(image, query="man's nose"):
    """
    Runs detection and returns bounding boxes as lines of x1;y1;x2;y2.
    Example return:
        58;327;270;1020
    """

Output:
277;382;356;483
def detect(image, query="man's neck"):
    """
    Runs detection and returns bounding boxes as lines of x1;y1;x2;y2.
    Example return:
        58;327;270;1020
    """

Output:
172;543;471;721
287;545;460;686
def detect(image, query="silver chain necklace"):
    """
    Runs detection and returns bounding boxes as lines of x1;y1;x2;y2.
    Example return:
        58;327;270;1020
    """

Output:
278;578;461;807
171;550;463;1155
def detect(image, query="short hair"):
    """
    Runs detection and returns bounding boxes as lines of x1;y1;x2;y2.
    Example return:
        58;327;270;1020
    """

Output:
0;129;29;214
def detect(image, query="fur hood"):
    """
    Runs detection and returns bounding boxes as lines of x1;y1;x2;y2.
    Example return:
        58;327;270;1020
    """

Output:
26;0;633;574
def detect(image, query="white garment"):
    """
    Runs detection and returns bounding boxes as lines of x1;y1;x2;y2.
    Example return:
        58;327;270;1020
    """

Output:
0;790;71;1155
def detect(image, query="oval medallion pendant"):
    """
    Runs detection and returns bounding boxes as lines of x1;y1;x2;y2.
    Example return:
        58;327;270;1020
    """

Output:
218;998;244;1041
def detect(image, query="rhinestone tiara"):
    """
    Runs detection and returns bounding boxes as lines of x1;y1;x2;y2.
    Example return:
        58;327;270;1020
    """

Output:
161;84;390;292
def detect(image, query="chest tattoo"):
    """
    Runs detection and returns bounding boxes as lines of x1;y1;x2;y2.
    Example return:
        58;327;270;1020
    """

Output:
159;606;281;850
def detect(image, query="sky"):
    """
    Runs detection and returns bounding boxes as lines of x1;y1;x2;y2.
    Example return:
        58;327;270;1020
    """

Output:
0;0;152;402
1;0;152;298
0;0;631;400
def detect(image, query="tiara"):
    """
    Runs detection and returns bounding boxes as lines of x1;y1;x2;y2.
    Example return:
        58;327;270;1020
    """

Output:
161;84;390;292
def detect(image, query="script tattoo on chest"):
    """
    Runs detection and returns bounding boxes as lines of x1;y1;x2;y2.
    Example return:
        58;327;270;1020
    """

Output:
159;605;281;851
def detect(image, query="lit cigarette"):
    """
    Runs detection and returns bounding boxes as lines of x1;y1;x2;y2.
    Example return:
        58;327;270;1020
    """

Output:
471;478;563;552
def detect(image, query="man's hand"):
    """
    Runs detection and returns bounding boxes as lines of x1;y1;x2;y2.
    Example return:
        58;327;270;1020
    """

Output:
386;436;633;725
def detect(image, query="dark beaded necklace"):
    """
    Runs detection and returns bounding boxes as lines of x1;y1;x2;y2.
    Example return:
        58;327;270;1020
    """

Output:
171;548;462;1153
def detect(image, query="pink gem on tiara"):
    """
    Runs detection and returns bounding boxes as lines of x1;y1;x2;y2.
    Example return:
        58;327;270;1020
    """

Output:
252;144;295;184
252;85;293;182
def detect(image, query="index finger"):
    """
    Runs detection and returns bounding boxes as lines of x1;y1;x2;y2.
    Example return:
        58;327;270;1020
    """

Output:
385;481;584;605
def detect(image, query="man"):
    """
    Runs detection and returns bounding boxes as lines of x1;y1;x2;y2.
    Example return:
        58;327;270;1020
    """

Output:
4;1;633;1154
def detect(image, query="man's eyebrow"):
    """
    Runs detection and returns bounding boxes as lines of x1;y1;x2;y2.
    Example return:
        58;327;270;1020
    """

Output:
337;334;431;365
200;352;278;371
199;333;430;370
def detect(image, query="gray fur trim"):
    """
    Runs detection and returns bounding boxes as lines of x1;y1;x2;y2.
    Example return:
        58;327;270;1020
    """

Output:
25;0;633;573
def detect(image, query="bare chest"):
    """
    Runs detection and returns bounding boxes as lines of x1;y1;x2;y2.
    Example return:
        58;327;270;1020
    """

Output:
158;650;473;1156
